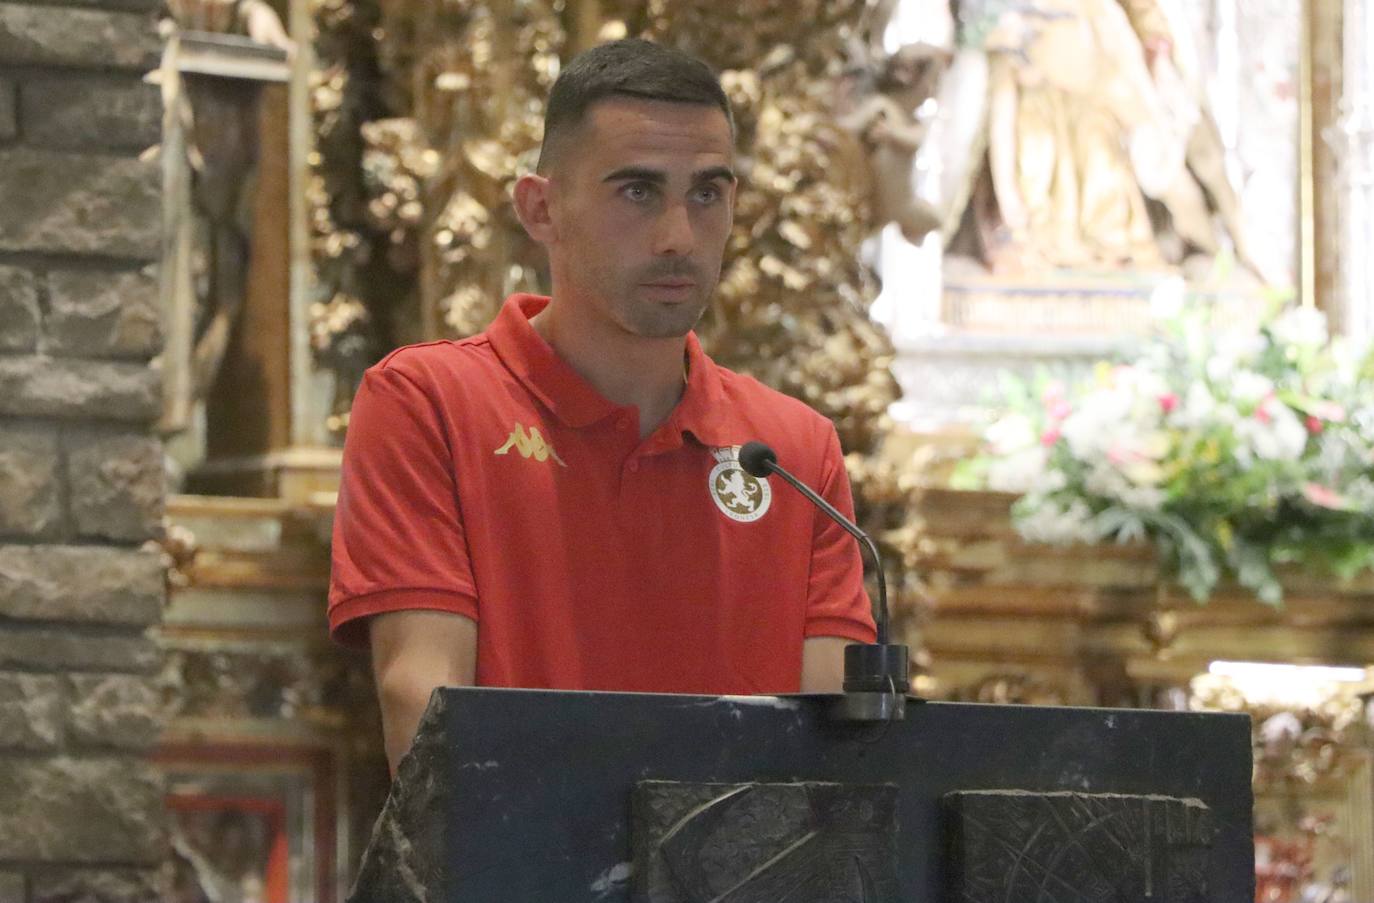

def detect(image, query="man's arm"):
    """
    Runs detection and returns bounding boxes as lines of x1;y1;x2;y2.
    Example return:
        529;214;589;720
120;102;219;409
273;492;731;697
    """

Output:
800;636;848;693
370;610;477;775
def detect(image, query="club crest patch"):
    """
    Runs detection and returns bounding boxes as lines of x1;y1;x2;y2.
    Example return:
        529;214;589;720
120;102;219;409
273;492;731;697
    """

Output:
708;446;772;523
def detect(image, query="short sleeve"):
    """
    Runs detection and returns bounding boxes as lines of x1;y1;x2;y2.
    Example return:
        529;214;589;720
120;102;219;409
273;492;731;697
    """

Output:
328;364;478;648
803;425;878;643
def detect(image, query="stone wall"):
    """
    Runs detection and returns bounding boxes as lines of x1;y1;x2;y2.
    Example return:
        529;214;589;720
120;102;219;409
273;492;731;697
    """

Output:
0;0;165;899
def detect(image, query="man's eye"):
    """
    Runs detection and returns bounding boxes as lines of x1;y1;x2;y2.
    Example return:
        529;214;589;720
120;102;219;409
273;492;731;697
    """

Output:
693;184;722;204
622;183;653;201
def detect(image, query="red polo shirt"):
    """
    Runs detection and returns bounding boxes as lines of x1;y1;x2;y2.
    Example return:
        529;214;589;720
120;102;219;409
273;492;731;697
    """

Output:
328;294;875;693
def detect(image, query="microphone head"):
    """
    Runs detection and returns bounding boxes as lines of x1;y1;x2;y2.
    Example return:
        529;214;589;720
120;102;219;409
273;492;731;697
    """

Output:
738;441;777;478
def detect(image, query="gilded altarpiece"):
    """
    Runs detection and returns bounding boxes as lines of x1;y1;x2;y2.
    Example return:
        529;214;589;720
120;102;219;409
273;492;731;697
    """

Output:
156;0;1370;898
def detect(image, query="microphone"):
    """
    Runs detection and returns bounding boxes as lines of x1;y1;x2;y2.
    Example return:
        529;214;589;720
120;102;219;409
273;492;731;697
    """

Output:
738;440;911;720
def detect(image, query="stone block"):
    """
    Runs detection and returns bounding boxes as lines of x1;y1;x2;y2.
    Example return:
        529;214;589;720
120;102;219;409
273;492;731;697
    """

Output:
0;873;22;903
0;627;159;673
20;74;160;151
0;77;13;141
0;422;60;538
0;4;159;69
0;264;38;351
0;672;64;750
0;758;164;863
67;674;160;749
66;431;163;541
32;869;162;903
0;148;159;259
634;781;899;901
946;791;1214;903
0;356;159;421
0;545;163;625
47;268;160;359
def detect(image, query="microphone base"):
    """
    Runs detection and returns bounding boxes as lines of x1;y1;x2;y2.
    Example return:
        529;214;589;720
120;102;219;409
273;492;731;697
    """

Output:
829;642;912;722
827;689;907;721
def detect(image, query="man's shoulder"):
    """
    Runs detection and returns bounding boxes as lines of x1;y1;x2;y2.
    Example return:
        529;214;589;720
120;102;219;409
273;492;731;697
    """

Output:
712;363;834;432
707;363;841;472
367;333;500;389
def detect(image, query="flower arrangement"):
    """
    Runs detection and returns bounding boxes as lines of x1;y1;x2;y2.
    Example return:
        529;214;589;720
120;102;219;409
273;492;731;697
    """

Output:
954;300;1374;604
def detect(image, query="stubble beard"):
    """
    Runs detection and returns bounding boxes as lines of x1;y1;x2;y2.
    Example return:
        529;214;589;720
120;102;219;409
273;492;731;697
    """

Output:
618;291;711;338
614;260;719;339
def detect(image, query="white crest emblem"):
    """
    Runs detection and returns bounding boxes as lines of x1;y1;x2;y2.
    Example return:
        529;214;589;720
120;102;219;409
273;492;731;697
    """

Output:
708;446;772;523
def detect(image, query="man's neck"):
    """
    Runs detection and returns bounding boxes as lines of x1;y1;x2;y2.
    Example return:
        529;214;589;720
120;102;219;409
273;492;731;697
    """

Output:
530;302;687;439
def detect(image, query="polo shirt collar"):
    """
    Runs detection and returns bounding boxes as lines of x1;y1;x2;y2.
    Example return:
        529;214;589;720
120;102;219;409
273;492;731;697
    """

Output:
488;294;747;447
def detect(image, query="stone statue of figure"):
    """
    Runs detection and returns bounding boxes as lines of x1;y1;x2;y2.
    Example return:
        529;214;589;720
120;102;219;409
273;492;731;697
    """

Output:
932;0;1275;283
1117;0;1277;284
838;41;953;244
164;0;295;406
975;0;1171;273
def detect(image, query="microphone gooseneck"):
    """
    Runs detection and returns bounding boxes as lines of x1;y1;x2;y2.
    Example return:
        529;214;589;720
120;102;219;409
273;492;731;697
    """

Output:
738;440;911;720
738;440;889;645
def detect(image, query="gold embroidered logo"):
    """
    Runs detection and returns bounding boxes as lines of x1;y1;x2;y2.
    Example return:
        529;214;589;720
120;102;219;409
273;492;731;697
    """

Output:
495;423;567;467
708;446;771;522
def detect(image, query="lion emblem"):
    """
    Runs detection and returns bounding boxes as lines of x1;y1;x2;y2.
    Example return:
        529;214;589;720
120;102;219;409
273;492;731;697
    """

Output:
707;452;772;523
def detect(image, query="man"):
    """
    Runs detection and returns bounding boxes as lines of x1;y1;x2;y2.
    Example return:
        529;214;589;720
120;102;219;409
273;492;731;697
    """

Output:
328;38;877;774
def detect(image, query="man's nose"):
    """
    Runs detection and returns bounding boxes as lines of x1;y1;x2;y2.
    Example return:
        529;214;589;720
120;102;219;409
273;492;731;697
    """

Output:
651;201;694;256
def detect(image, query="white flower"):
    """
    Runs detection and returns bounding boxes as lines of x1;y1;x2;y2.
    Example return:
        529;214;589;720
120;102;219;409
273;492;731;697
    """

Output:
1207;331;1266;381
1016;498;1101;544
1177;382;1221;429
986;445;1049;493
1233;401;1308;462
1085;462;1166;511
1228;370;1275;406
1062;388;1135;461
985;412;1037;456
1270;305;1329;348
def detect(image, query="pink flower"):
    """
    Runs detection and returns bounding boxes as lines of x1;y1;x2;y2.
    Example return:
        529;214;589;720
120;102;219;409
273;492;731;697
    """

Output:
1047;400;1072;421
1041;426;1062;447
1305;415;1323;434
1255;398;1273;425
1302;483;1347;509
1310;400;1347;423
1159;393;1179;413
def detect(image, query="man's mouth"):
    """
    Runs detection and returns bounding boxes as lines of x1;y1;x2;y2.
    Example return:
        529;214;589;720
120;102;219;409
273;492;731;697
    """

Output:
644;279;696;288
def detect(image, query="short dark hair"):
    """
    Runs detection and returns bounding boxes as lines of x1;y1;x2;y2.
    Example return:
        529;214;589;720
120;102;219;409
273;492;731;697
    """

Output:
536;38;735;173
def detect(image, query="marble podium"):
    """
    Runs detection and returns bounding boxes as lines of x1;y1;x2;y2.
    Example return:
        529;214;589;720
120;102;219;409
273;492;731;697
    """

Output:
348;687;1253;902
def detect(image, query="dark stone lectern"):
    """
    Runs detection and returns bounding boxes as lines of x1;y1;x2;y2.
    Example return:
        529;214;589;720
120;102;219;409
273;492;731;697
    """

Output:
350;688;1253;902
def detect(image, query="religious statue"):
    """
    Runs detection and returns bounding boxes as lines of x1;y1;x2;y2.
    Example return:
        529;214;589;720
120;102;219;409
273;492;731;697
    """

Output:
935;0;1273;283
838;40;952;244
158;0;295;453
972;0;1170;273
1117;0;1276;284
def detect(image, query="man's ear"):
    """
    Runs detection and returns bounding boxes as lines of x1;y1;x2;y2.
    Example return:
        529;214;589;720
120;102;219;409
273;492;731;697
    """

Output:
513;173;556;244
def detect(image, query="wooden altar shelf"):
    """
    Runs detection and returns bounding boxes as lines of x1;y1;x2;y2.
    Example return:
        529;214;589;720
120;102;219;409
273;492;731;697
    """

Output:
164;489;1374;707
158;493;386;899
910;488;1374;704
165;494;333;606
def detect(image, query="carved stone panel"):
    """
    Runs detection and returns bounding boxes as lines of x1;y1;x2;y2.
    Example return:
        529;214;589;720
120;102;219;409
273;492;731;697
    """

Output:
946;790;1216;903
632;781;899;903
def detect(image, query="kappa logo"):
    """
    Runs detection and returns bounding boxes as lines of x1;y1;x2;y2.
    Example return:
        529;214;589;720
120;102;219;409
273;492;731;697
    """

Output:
495;423;567;467
707;446;771;523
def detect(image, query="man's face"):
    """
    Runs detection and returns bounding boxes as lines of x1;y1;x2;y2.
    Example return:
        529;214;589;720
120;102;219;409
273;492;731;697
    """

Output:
545;97;737;339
